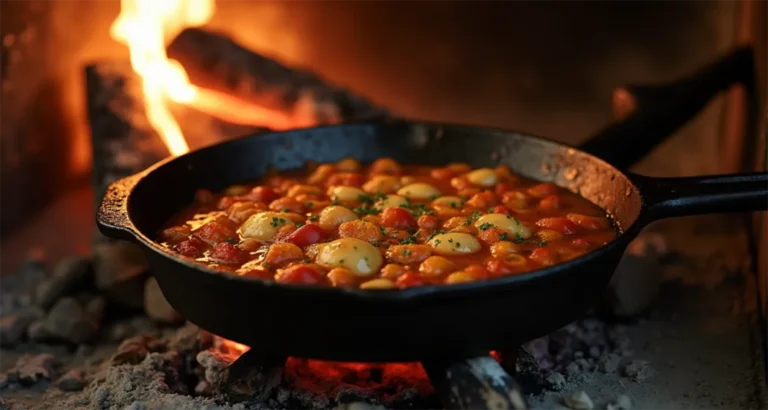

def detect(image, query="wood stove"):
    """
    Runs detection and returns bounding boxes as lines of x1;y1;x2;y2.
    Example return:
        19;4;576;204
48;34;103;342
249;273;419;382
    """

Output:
1;1;765;409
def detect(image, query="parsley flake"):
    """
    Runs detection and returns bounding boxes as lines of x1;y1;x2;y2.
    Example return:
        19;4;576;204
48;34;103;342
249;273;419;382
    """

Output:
308;215;319;222
478;222;494;231
402;249;412;257
464;210;482;226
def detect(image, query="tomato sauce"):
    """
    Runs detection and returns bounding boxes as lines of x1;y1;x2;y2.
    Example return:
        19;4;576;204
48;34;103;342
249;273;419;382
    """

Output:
159;159;617;289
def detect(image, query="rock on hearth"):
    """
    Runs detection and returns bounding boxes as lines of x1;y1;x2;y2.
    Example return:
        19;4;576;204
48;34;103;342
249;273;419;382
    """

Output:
34;257;92;309
196;349;237;386
0;307;44;346
6;353;56;385
93;241;149;310
563;391;594;410
144;277;183;324
42;298;98;343
57;369;86;391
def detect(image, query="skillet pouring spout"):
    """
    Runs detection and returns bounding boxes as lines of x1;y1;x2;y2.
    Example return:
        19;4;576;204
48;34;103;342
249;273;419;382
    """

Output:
97;173;143;241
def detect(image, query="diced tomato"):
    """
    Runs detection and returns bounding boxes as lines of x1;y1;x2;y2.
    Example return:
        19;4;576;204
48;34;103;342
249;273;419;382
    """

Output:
430;167;455;181
491;205;511;215
327;268;358;287
417;215;439;230
326;172;365;187
237;238;265;253
527;183;559;198
395;272;427;289
248;186;279;203
566;213;610;230
477;228;507;245
174;239;204;258
195;189;216;205
535;217;579;234
485;259;514;276
269;197;304;213
217;196;237;210
494;183;514;195
194;222;237;245
160;226;191;244
285;224;326;247
571;238;591;249
450;176;473;191
275;264;326;285
380;208;418;231
529;247;557;266
208;242;246;265
539;195;561;210
239;267;273;280
466;191;499;209
464;264;490;280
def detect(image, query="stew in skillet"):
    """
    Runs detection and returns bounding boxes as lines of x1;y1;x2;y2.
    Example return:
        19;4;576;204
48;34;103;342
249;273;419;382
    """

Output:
159;158;617;289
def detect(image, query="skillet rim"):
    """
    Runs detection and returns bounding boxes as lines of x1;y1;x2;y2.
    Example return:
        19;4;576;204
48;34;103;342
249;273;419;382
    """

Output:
109;119;644;302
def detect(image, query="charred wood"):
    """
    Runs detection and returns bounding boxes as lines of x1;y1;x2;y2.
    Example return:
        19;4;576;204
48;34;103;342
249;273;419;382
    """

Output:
167;28;389;123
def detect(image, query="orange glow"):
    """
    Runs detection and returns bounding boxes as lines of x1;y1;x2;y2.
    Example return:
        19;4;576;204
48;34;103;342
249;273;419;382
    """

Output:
110;0;320;156
110;0;212;156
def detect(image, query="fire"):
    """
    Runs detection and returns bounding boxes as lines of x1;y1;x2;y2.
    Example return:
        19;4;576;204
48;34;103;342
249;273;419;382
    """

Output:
111;0;317;158
110;0;212;156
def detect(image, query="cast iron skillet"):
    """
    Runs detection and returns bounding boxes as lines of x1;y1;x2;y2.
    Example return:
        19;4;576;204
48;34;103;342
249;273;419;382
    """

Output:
97;47;767;362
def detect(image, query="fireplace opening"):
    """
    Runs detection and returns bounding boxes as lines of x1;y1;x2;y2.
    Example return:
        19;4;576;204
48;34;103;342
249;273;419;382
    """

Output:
0;1;766;409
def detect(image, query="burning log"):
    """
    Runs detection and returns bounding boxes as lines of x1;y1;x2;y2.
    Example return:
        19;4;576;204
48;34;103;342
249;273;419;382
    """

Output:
166;28;389;124
423;355;528;410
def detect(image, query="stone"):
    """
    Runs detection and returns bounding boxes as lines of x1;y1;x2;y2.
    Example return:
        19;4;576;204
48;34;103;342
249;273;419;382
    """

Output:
606;233;667;317
143;277;183;324
565;361;581;377
0;307;44;346
194;380;213;396
168;322;213;353
34;257;92;309
27;319;55;341
93;241;149;309
44;297;98;343
196;349;236;386
598;353;621;373
564;391;594;410
111;334;164;366
86;296;108;323
545;372;566;391
623;360;651;382
8;353;56;385
57;369;86;391
606;395;632;410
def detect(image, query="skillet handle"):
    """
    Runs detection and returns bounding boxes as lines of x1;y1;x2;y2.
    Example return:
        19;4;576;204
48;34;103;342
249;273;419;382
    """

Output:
96;174;142;241
631;172;768;221
579;46;755;170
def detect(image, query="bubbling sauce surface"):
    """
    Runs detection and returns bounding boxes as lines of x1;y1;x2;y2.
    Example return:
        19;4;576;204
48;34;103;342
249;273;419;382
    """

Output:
159;159;617;289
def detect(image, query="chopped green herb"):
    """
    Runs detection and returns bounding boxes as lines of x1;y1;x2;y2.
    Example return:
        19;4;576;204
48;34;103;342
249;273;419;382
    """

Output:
514;232;524;242
353;246;358;250
339;259;345;263
295;222;305;228
270;217;287;227
498;232;509;241
463;210;482;226
358;194;375;204
282;208;292;213
428;194;439;201
426;229;446;241
455;242;461;248
330;198;340;206
488;207;495;213
449;201;459;209
535;240;549;247
402;249;412;257
478;222;494;231
308;215;319;222
399;236;417;245
353;206;381;216
448;238;454;243
304;201;314;209
434;239;441;245
226;238;238;244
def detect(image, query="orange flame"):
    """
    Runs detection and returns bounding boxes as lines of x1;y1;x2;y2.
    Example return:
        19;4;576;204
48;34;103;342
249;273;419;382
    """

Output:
110;0;213;156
